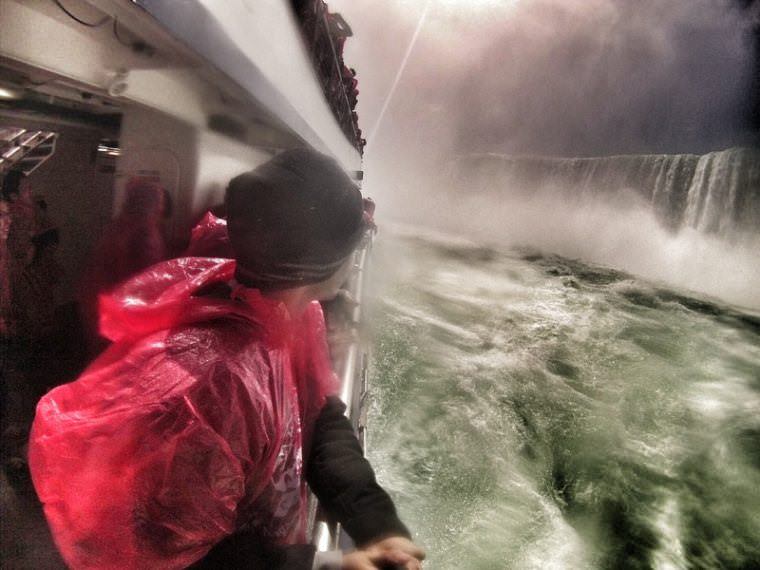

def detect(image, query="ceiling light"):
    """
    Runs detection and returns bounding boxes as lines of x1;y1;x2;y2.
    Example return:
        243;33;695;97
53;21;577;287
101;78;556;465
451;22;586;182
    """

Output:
0;86;21;100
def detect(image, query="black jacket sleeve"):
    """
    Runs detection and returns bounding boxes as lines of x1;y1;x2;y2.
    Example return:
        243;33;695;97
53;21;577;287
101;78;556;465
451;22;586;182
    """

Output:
306;395;411;546
191;540;315;570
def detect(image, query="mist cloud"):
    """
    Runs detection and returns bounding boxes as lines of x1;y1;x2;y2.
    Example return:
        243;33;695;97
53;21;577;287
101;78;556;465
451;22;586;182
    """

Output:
448;0;753;156
335;0;755;162
329;0;759;307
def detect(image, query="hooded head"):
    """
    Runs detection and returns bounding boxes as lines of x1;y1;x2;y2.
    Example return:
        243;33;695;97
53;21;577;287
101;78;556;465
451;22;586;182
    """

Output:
226;148;366;291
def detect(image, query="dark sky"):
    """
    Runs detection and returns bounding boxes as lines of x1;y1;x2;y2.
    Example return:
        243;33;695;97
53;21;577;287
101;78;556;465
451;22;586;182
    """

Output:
331;0;757;172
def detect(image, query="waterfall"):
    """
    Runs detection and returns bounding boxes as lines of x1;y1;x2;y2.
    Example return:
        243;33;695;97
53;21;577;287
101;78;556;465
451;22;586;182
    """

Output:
451;148;760;239
684;149;760;235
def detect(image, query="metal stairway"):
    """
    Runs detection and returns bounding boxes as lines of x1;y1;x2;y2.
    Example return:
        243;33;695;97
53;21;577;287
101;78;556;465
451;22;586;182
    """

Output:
0;127;58;176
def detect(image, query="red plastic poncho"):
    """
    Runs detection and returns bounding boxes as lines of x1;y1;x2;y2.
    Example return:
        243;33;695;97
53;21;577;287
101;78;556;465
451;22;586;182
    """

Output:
78;178;169;349
183;212;233;258
29;257;337;569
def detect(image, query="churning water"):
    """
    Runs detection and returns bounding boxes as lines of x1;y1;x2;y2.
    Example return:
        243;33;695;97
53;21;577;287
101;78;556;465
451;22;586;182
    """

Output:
366;231;760;570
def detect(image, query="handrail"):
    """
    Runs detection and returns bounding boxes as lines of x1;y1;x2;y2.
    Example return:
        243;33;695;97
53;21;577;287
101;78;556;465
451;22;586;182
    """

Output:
318;9;360;146
0;128;58;175
309;228;376;552
299;1;362;153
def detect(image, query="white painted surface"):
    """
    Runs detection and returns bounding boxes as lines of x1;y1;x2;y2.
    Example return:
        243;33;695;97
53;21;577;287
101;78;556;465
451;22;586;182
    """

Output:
117;106;271;238
0;0;210;128
1;0;361;172
194;0;361;171
194;130;272;213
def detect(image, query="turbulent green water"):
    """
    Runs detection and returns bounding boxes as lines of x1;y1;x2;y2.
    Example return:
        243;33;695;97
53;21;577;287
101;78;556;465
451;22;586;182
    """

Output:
366;232;760;570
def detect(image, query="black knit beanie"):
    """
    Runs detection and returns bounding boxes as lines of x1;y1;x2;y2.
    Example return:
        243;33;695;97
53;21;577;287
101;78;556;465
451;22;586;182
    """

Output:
226;148;365;290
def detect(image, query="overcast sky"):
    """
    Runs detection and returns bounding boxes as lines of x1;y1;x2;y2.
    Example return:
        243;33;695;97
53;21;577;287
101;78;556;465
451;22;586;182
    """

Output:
329;0;754;176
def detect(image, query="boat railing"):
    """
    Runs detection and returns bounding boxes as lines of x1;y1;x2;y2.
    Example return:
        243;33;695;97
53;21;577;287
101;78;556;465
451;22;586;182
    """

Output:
309;228;375;552
0;128;58;176
295;1;363;154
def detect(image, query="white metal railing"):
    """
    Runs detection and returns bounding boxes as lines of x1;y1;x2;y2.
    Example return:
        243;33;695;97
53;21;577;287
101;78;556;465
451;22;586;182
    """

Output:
309;228;375;552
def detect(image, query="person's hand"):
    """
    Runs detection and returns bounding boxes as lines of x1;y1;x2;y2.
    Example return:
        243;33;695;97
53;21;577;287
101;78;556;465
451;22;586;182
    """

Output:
341;536;425;570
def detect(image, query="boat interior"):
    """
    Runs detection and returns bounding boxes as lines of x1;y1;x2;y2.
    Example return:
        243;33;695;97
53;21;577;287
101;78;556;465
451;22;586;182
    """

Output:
1;0;369;564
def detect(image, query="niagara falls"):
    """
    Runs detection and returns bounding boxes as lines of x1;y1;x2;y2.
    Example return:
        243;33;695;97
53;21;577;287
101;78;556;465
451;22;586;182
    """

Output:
332;0;760;567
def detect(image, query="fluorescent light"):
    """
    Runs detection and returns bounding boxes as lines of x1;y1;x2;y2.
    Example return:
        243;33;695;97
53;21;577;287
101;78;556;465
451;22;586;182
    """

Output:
0;86;21;100
98;144;121;157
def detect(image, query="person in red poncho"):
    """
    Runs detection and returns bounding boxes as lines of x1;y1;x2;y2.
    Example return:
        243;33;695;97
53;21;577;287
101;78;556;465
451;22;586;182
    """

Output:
78;177;171;354
28;149;424;570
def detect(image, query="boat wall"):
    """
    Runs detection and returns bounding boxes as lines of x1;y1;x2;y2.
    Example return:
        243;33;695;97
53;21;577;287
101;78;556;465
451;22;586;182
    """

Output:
114;106;272;242
2;0;361;171
134;0;362;173
0;0;212;128
0;110;116;302
1;0;360;237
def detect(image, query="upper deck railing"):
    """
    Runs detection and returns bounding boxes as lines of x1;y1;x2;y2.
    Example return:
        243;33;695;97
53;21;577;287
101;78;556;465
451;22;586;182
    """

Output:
293;1;364;155
308;229;375;552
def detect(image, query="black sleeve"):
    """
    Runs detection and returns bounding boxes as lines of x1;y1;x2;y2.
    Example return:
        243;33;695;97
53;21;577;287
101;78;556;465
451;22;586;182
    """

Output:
306;395;411;547
191;537;315;570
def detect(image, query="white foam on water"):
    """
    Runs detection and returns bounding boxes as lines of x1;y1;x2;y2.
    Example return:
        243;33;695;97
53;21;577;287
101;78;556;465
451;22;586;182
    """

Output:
379;180;760;311
369;232;760;568
514;494;590;570
651;497;687;570
687;378;760;424
381;298;482;344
